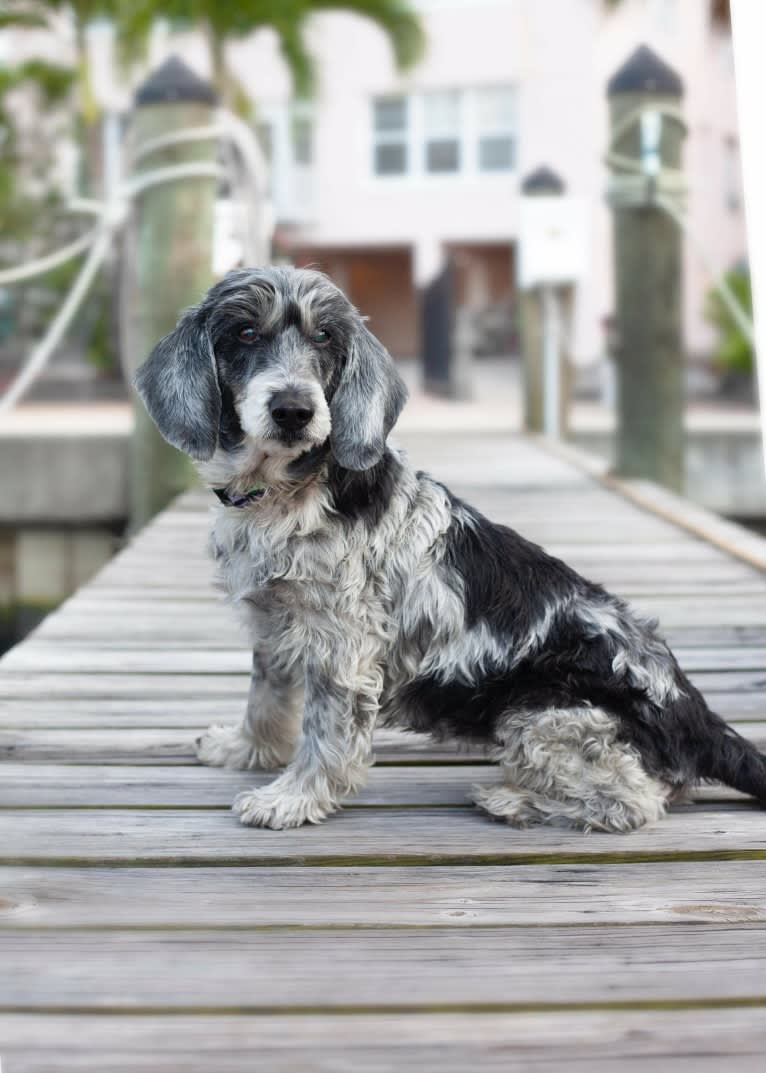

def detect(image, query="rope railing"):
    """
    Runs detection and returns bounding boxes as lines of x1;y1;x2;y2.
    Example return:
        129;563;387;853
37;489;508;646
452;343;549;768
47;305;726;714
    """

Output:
0;109;271;415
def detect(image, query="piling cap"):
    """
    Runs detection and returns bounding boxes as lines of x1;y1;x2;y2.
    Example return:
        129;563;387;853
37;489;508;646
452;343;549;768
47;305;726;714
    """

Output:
607;44;683;97
521;166;566;196
135;56;218;106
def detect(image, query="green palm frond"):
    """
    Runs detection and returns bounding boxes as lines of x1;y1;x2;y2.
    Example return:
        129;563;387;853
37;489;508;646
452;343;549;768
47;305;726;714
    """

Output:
273;17;316;99
0;11;48;30
311;0;425;70
106;0;424;97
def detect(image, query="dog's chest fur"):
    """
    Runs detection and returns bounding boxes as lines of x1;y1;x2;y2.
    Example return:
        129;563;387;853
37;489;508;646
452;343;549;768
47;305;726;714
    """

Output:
211;488;353;612
207;460;468;694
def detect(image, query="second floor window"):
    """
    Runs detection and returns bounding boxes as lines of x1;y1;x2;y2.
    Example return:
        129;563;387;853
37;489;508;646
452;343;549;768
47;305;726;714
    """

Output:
372;87;517;179
373;97;409;175
423;90;461;173
476;87;516;172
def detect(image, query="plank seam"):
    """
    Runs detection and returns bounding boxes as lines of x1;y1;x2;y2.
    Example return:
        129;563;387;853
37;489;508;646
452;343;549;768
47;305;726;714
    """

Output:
2;998;766;1016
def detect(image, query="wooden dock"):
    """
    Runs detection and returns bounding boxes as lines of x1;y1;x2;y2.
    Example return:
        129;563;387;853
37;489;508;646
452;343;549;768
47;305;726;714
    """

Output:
2;431;766;1071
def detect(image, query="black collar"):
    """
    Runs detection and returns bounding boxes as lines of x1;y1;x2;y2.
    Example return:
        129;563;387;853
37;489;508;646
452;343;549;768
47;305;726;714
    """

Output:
213;485;268;508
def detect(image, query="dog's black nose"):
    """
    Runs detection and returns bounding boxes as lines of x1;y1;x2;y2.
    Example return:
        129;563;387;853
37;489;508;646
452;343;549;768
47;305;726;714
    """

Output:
269;391;315;432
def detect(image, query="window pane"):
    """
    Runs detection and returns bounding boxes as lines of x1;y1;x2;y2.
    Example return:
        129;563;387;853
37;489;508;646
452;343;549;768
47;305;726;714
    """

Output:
426;138;459;173
479;135;514;171
374;97;407;133
476;87;516;132
423;91;461;137
375;142;407;175
292;118;313;165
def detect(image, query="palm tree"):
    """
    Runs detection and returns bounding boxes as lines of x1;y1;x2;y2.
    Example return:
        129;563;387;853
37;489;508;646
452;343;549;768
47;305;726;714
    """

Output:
1;1;425;175
112;0;425;102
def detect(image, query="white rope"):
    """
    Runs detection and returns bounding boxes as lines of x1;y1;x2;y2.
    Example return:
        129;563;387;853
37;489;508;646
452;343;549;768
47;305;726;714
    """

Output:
606;104;754;342
0;107;273;413
220;111;273;265
0;226;115;414
657;193;755;346
0;227;102;286
125;160;223;198
66;197;108;217
605;104;688;210
128;124;222;165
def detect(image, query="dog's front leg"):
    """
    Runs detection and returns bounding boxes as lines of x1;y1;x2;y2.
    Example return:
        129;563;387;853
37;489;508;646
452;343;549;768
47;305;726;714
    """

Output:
195;647;303;771
233;659;376;829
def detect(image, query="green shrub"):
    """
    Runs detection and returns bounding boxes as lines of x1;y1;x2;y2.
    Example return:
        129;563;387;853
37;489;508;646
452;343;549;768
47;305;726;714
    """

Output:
705;265;753;375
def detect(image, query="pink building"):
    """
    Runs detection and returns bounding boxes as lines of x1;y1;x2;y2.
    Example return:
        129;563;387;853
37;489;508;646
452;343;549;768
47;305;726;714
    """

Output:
2;0;744;368
223;0;745;366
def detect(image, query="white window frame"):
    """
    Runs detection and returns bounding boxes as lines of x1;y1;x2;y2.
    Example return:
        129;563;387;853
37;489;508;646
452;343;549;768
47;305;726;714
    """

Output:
421;88;463;175
474;85;518;174
257;100;316;222
371;95;411;178
370;86;518;182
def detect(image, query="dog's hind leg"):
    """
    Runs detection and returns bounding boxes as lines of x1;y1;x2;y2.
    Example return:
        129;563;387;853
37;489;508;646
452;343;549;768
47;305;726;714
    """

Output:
195;648;302;771
473;706;669;832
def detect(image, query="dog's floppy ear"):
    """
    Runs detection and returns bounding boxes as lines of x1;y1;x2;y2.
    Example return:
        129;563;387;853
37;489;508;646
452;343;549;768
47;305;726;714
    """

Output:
330;321;408;471
134;304;221;461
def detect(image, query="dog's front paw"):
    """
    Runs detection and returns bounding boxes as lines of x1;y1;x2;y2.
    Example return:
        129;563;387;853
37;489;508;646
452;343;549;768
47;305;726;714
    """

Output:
195;724;270;770
232;778;334;829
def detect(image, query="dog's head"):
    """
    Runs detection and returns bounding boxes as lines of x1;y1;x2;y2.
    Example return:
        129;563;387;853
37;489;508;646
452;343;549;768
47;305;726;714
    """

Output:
134;266;408;473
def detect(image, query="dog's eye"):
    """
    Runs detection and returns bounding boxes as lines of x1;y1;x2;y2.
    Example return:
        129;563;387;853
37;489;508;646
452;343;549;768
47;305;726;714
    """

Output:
238;325;260;344
311;329;331;345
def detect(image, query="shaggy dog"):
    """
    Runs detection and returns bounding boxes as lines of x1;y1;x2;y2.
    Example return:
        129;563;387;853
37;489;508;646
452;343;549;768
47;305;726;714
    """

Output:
135;266;766;831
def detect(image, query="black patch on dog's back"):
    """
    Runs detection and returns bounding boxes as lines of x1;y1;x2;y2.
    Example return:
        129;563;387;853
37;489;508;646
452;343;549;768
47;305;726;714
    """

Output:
442;494;584;636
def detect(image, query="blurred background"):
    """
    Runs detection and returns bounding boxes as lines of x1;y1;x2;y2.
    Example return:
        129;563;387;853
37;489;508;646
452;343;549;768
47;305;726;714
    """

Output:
0;0;756;651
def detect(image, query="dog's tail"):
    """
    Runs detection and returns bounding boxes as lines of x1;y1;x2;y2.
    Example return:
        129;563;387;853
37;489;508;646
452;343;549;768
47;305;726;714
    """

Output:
689;699;766;802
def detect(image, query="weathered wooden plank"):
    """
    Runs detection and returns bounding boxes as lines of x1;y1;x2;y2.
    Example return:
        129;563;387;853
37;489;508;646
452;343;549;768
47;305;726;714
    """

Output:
99;539;732;565
1;666;764;699
0;763;485;806
1;697;763;735
0;646;252;675
3;718;764;763
2;861;765;927
68;578;766;604
8;642;766;677
104;569;739;607
0;698;248;722
0;727;476;765
0;763;750;807
3;807;766;865
27;596;766;630
52;584;766;613
0;674;248;699
13;640;766;672
25;620;766;652
3;923;766;1009
2;1009;765;1073
30;617;243;644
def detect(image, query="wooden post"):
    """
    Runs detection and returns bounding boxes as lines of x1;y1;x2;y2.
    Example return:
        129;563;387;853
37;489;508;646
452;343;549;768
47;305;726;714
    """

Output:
607;45;685;491
519;166;570;436
120;57;218;528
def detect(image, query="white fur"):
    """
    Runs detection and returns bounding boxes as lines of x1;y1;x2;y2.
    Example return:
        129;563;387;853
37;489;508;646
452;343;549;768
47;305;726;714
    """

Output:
236;368;331;449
